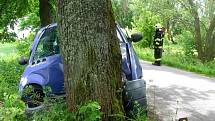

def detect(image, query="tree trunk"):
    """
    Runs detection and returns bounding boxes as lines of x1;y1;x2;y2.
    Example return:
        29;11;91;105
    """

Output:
39;0;53;27
188;0;204;60
204;15;215;61
57;0;123;120
166;20;175;44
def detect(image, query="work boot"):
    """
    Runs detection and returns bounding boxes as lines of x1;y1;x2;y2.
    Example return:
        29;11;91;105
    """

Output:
152;61;161;66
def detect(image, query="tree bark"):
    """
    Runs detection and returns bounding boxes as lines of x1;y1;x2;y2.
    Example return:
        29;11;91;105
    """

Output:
188;0;204;60
39;0;53;27
57;0;123;120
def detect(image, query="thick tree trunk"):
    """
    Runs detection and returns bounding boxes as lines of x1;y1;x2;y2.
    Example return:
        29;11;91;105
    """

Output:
57;0;123;120
39;0;53;27
188;0;204;60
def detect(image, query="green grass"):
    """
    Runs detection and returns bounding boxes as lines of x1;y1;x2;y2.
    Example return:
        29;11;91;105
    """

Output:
135;45;215;78
0;55;26;120
0;43;17;57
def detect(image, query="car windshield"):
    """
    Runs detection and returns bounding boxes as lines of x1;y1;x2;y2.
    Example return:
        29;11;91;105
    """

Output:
33;27;60;61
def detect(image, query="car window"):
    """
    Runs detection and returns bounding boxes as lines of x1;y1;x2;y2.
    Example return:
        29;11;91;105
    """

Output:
33;27;59;61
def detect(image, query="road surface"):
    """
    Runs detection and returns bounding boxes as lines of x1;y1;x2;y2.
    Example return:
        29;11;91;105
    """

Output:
140;60;215;121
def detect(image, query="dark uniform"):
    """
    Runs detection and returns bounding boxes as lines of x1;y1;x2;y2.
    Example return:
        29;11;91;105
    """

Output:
152;26;165;66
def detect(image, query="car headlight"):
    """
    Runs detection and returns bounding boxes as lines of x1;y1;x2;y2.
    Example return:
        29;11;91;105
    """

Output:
20;77;28;87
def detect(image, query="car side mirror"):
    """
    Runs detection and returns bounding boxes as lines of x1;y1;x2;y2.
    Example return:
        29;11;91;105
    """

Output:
130;33;143;42
18;57;29;65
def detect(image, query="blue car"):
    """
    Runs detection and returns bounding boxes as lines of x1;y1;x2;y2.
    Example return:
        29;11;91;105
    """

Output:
18;23;146;112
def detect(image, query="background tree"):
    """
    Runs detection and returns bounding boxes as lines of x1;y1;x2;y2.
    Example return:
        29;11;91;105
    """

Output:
112;0;133;28
0;0;32;42
177;0;215;61
39;0;56;27
57;0;123;120
0;0;56;42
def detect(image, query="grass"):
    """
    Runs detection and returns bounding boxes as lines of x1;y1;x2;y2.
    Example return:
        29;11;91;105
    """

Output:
0;54;26;121
0;43;17;57
134;45;215;78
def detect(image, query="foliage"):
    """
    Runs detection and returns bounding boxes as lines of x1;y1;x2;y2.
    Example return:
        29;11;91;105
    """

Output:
76;101;102;121
0;56;24;99
26;100;102;121
174;0;215;61
130;0;162;48
19;12;40;31
0;31;17;43
0;0;55;42
30;102;74;121
0;0;36;42
0;53;26;120
127;0;215;62
175;31;196;57
112;0;133;29
127;102;149;121
0;93;25;121
16;33;34;57
19;0;40;31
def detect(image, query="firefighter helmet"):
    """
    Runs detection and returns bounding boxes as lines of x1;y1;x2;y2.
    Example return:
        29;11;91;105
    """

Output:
155;23;162;29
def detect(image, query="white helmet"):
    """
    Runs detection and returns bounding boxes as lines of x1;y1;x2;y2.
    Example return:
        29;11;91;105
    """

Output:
155;23;162;29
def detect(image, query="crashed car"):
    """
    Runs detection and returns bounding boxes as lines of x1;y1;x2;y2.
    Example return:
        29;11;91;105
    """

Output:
18;23;147;112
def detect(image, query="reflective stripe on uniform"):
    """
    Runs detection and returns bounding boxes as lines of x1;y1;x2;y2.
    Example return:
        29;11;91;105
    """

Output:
155;38;162;41
155;46;163;48
155;58;161;61
155;42;160;45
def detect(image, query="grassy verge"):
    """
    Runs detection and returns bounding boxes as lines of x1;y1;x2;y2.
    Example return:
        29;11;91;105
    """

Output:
0;54;26;120
0;43;17;57
134;46;215;78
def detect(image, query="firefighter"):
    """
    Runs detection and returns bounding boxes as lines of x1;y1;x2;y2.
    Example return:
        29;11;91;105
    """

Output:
152;24;165;66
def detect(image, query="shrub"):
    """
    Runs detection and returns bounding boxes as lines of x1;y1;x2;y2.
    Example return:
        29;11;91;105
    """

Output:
16;33;34;57
175;31;196;57
31;101;102;121
0;93;25;121
0;55;26;121
130;1;162;48
0;56;24;100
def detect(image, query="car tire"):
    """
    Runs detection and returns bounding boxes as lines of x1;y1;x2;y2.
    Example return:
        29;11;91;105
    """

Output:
122;76;147;115
21;84;45;109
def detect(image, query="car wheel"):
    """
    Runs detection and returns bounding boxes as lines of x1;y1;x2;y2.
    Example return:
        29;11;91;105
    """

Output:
21;84;45;109
122;77;147;115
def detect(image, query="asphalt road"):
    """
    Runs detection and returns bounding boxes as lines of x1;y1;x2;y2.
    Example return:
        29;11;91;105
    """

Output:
140;60;215;121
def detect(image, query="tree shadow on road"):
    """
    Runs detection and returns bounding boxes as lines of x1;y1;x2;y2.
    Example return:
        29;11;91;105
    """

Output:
147;84;215;121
